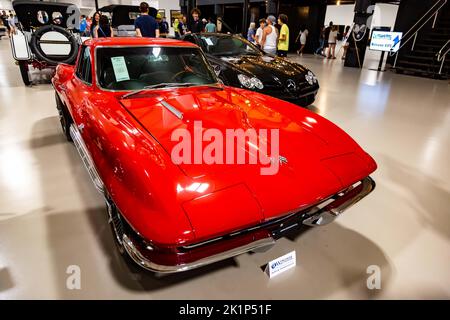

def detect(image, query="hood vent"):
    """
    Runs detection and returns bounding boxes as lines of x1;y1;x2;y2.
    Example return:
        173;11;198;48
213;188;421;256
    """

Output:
161;100;184;120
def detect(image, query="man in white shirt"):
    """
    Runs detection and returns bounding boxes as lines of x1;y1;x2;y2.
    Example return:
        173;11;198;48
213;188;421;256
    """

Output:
260;15;278;55
255;18;265;48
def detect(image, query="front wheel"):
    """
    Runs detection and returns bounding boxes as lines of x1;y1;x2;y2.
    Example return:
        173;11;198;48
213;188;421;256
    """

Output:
18;61;31;86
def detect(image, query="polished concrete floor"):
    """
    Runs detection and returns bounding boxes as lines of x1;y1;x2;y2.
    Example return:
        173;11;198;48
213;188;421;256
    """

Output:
0;38;449;299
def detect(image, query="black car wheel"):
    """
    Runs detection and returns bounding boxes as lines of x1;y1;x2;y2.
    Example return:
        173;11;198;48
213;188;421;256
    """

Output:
55;92;72;141
18;61;31;86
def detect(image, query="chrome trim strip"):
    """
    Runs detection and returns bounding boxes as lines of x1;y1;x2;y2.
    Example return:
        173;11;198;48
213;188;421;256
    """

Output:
161;100;184;119
69;124;105;194
302;176;375;227
122;234;275;273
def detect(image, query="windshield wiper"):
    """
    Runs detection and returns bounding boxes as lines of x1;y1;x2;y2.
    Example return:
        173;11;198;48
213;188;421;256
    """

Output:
121;83;198;99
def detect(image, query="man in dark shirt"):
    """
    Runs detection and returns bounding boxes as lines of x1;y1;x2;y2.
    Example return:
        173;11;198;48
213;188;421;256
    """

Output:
135;2;159;38
187;8;203;34
158;15;169;38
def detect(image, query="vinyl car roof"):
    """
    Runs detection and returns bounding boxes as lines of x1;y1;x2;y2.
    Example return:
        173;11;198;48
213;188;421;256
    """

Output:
84;37;199;48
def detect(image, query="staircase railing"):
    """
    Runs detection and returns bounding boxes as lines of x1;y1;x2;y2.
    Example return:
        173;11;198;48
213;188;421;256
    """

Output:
436;40;450;75
392;0;448;68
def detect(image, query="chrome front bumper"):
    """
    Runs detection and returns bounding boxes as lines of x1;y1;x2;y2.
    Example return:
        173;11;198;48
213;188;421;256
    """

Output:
121;177;376;273
302;177;376;227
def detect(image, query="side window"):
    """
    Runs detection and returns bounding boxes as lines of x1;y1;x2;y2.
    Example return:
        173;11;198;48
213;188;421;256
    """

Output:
76;46;92;84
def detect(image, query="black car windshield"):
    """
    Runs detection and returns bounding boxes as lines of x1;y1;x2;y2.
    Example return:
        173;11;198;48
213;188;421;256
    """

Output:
96;46;217;90
198;35;262;57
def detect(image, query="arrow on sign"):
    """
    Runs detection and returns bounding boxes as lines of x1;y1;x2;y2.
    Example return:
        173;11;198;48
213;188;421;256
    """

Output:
391;35;400;51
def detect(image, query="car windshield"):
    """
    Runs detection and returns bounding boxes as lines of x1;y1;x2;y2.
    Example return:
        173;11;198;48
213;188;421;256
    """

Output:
96;46;217;90
198;35;262;57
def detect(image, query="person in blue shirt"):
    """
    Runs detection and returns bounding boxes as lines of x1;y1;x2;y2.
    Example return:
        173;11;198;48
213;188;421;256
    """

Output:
135;2;159;38
79;15;88;36
205;18;216;33
247;22;256;43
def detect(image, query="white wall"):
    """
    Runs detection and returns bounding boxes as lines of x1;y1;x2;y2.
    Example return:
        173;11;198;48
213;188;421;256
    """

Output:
324;4;355;27
363;3;400;69
0;0;13;11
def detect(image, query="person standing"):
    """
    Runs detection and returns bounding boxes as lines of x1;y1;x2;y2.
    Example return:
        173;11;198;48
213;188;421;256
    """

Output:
260;15;278;55
79;15;88;36
7;13;16;36
94;15;113;38
247;22;256;43
178;16;187;36
90;12;100;38
173;18;180;38
255;18;265;48
342;25;351;60
277;14;289;57
135;2;159;38
323;21;333;58
1;11;10;37
205;18;216;33
297;28;308;55
188;8;203;33
314;26;325;56
327;25;338;59
158;15;169;38
202;18;207;30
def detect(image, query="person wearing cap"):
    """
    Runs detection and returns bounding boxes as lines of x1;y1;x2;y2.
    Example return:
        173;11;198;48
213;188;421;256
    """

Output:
135;2;159;38
260;15;278;55
157;14;169;38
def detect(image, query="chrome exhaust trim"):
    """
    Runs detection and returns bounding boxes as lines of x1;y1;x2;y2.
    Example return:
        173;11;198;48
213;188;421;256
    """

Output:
69;124;105;194
302;176;376;227
122;234;276;273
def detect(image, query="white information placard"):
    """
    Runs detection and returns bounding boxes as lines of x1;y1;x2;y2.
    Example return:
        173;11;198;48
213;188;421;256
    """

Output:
111;56;130;82
370;31;403;52
266;251;296;278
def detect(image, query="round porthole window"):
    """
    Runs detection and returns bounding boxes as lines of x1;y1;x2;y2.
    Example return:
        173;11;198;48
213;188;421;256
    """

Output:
52;12;63;25
37;11;49;24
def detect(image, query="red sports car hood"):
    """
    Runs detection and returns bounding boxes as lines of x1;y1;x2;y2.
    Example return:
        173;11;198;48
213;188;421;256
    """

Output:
119;86;376;235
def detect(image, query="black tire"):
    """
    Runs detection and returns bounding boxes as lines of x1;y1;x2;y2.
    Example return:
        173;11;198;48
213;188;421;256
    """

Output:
55;92;72;141
30;25;78;65
18;61;31;86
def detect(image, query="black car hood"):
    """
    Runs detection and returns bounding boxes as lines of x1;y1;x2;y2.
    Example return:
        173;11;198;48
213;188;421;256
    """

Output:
208;54;309;82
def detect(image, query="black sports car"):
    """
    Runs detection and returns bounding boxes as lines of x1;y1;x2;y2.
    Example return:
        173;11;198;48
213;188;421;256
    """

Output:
182;33;319;106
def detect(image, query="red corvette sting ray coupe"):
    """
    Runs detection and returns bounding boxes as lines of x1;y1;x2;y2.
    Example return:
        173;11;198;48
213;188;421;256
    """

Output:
52;38;377;273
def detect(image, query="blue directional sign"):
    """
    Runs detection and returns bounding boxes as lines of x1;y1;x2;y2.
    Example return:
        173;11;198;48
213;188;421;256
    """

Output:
370;31;403;52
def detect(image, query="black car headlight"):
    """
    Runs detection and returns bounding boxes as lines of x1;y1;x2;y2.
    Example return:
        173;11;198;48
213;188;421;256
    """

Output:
305;70;318;85
238;74;264;90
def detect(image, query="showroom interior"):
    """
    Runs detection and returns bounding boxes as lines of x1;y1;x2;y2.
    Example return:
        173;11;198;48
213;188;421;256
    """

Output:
0;0;449;300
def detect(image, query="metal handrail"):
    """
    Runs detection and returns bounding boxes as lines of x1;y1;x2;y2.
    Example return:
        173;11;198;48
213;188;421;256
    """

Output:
392;0;447;67
436;40;450;75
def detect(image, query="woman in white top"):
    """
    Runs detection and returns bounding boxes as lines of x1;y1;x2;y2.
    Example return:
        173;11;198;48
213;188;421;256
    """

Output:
295;28;308;55
327;25;338;59
261;15;278;55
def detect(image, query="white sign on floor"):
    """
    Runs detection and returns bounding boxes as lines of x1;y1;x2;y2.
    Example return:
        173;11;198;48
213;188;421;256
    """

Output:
266;251;296;278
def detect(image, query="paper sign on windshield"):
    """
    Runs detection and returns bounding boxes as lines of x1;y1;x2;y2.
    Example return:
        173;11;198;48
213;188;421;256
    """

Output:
111;56;130;82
